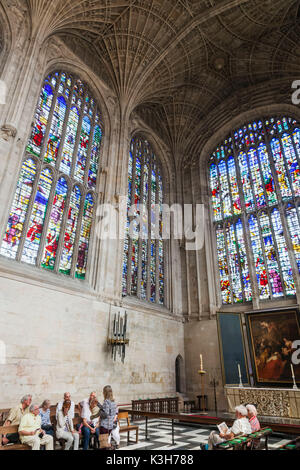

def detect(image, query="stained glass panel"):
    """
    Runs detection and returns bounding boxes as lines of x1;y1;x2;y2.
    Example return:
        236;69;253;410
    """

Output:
238;151;255;212
1;71;102;280
76;193;94;279
41;177;68;271
75;115;91;182
281;133;300;197
88;125;102;188
211;116;300;305
60;106;79;175
210;164;221;221
225;223;243;303
216;227;231;304
123;137;164;304
1;159;36;259
259;212;283;298
270;138;292;200
257;144;277;206
227;157;241;215
248;148;266;208
21;168;53;265
235;219;252;301
271;209;295;296
44;95;67;165
59;185;81;275
27;84;54;157
218;160;232;218
286;206;300;273
249;215;269;299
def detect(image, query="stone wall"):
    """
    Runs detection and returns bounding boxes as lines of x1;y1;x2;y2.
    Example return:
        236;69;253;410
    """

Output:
184;319;227;412
0;273;185;408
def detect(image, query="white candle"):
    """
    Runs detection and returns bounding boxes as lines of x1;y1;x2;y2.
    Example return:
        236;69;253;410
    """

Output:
200;354;203;370
238;363;241;377
291;363;295;379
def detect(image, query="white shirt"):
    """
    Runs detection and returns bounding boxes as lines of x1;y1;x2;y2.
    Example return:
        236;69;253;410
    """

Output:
56;400;75;419
230;417;252;436
80;399;99;427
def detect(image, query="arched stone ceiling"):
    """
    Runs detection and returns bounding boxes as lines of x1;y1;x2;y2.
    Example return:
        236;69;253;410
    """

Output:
4;0;300;165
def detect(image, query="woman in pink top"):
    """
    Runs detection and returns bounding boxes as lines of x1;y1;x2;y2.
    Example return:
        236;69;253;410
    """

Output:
246;404;261;432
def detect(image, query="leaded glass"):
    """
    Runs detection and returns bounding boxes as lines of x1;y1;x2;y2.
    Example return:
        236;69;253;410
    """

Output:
1;159;36;259
27;83;54;157
123;136;164;305
41;177;68;271
216;227;231;304
59;185;81;276
249;214;270;300
210;115;300;305
271;209;295;296
21;168;53;265
225;223;243;303
44;95;67;165
1;71;103;280
76;193;94;279
286;205;300;273
209;164;221;221
60;106;79;175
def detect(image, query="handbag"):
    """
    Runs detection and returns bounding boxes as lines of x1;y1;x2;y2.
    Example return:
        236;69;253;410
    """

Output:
99;432;110;449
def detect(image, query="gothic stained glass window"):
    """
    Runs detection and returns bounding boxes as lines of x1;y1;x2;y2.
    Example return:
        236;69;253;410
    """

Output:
0;71;103;280
122;136;165;305
210;116;299;305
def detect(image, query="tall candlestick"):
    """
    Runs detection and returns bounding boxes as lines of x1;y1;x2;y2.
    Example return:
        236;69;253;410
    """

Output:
291;363;295;379
238;363;243;388
291;362;298;390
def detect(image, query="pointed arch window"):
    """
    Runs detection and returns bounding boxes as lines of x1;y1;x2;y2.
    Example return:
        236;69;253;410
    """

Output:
1;71;103;280
209;116;300;305
122;136;165;305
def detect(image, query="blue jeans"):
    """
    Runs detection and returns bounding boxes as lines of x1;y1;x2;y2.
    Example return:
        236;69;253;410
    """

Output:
82;425;99;451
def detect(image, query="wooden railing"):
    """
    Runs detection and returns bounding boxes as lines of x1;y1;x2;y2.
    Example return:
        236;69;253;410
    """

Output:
131;397;179;420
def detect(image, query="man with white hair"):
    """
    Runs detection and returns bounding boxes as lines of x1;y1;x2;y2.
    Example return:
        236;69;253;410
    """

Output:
2;394;32;446
206;405;252;450
19;404;53;450
246;404;261;432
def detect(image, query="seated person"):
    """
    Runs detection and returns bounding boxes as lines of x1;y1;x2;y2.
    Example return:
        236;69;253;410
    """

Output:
56;392;75;419
2;394;32;446
207;405;251;450
19;404;53;450
39;400;54;437
246;404;261;449
80;392;100;451
56;400;79;450
246;404;260;432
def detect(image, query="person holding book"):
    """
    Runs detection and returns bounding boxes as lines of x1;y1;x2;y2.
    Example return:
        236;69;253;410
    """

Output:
204;405;252;450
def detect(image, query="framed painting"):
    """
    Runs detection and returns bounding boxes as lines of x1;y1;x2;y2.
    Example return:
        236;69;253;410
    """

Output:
246;309;300;386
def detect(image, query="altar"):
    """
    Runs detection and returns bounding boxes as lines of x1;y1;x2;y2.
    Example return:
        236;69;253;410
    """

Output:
225;386;300;419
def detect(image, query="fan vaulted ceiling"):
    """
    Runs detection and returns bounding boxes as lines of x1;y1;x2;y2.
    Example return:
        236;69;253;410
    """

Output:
6;0;300;164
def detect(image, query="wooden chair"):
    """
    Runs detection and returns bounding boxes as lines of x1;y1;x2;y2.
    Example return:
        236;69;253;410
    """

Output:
118;411;139;446
0;425;31;451
0;410;10;427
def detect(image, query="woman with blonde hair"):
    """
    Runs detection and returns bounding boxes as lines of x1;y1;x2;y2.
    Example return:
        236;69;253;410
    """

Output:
99;386;118;449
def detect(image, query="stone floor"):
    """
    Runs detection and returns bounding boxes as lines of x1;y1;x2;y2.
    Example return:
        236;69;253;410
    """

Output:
117;419;295;451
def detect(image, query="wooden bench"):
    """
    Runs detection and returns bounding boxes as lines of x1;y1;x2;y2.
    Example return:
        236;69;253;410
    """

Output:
0;425;31;451
0;409;10;426
216;427;272;451
118;411;139;445
279;436;300;450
